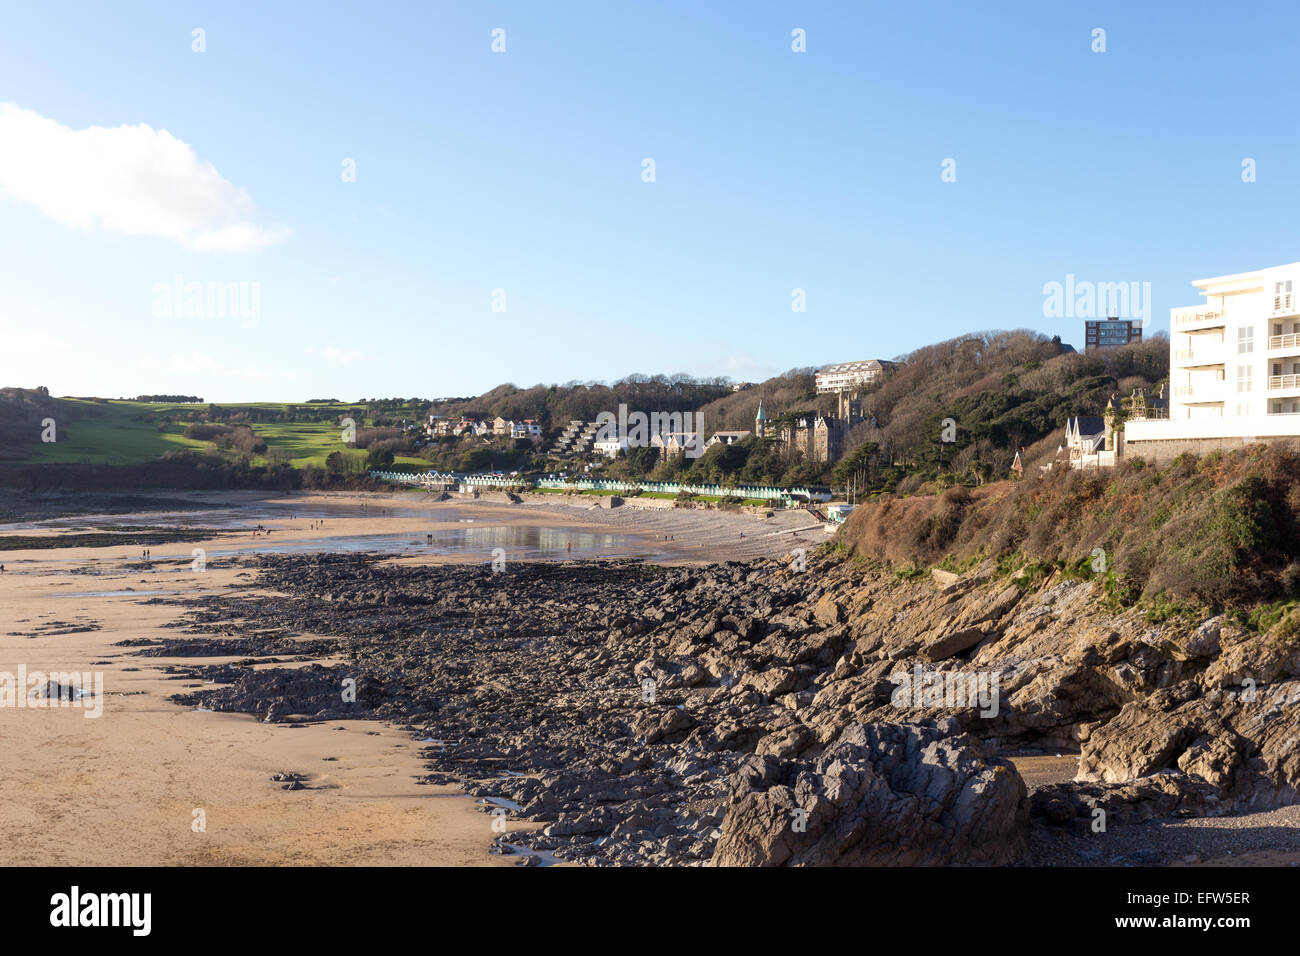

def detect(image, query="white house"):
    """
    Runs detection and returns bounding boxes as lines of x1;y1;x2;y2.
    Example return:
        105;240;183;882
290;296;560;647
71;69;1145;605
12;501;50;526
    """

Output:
704;430;751;449
511;419;542;440
593;437;630;458
826;503;855;523
1065;415;1115;470
1125;260;1300;463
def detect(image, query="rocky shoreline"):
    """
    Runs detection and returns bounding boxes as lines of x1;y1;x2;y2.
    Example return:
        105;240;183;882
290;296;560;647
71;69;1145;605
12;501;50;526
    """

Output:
138;548;1300;866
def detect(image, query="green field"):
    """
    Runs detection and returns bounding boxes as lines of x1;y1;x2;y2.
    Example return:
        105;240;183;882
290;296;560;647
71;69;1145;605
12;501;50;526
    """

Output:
16;399;427;470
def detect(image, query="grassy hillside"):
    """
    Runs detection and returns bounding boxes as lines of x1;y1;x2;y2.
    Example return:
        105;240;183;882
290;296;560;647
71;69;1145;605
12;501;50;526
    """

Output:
18;399;208;463
838;442;1300;612
0;393;428;470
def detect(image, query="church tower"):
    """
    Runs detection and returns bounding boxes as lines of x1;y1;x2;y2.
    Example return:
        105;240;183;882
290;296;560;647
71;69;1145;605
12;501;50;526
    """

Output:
755;398;767;438
836;389;862;426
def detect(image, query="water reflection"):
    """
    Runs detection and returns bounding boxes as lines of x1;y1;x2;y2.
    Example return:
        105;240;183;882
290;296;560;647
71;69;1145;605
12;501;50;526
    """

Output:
202;524;662;561
0;497;437;532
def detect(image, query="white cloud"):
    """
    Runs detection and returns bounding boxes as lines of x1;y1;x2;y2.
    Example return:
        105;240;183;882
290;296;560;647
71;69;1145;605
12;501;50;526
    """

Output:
0;103;290;253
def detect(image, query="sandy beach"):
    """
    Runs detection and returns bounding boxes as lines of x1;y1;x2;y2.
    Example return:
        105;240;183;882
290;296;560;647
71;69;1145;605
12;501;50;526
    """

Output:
0;490;819;866
7;489;1290;868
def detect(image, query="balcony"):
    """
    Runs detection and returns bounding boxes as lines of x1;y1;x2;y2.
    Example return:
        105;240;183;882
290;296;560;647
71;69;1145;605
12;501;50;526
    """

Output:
1268;374;1300;390
1174;346;1224;367
1173;307;1225;329
1269;332;1300;350
1272;293;1297;317
1173;378;1227;402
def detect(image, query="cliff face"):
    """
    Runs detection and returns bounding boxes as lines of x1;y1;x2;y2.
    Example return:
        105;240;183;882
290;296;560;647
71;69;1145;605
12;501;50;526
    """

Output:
783;558;1297;796
711;553;1300;864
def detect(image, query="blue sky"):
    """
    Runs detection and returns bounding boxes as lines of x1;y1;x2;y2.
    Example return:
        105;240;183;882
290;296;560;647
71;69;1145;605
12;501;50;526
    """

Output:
2;0;1298;401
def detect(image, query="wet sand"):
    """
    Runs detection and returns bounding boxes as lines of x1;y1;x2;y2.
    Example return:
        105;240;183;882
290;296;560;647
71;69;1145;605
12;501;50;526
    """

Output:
0;558;527;865
0;490;815;866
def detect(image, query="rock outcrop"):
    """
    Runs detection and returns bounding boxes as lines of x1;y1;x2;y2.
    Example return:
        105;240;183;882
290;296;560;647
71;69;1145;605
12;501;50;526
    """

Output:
153;546;1300;865
713;721;1028;866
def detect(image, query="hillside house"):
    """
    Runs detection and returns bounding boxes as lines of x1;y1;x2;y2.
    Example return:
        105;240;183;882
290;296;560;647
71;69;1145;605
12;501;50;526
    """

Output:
704;430;751;449
1065;415;1115;470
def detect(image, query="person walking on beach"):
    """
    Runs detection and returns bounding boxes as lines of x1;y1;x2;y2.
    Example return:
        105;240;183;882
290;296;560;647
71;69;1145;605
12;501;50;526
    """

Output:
567;542;572;554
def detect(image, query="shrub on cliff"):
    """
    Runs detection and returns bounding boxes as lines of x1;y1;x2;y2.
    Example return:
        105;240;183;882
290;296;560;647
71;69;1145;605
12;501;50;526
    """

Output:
840;442;1300;608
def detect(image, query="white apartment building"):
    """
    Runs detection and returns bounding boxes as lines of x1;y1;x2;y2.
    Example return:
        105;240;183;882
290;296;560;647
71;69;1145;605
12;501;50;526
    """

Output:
814;359;896;394
1125;260;1300;462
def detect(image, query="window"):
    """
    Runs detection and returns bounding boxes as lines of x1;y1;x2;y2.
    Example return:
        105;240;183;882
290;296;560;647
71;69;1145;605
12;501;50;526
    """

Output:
1237;365;1253;392
1276;280;1294;314
1238;326;1255;353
